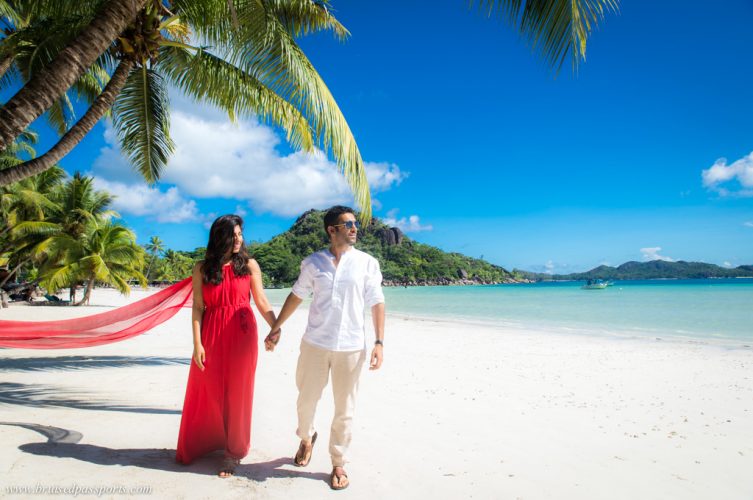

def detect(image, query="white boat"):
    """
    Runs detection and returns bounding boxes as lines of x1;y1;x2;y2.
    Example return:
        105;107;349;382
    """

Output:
582;279;608;289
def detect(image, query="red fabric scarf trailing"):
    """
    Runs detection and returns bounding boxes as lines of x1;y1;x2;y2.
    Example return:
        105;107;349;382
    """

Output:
0;278;193;349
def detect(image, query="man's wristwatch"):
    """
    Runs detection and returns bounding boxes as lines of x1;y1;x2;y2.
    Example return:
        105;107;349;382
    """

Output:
374;339;383;346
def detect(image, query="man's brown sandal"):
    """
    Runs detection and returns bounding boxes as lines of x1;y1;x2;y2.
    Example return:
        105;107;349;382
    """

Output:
293;431;317;467
218;456;240;478
330;467;349;490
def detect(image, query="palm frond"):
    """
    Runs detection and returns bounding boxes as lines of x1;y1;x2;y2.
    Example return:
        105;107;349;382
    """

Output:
11;220;60;238
160;14;191;43
39;260;80;293
46;93;75;135
264;0;349;40
472;0;619;71
173;0;371;218
70;64;108;105
0;61;20;92
113;66;175;183
0;0;22;27
159;45;314;151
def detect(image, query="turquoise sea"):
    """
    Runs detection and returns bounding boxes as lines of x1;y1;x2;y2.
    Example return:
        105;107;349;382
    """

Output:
268;279;753;344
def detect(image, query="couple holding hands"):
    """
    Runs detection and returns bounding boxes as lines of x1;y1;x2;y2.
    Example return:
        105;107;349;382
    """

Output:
175;206;385;491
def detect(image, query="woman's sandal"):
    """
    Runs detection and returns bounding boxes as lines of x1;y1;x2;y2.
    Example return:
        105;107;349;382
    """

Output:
218;457;240;478
293;431;318;467
330;467;349;491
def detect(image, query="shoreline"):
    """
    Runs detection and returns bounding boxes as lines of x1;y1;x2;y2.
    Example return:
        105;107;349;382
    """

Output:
4;284;752;350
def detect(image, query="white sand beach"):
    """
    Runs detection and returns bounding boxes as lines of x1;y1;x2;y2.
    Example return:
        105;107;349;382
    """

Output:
1;287;752;499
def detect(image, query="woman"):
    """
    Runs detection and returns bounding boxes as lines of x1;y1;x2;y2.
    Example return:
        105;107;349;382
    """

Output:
176;215;278;477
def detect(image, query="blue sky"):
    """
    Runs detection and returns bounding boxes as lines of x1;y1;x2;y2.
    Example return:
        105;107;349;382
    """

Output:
9;0;753;273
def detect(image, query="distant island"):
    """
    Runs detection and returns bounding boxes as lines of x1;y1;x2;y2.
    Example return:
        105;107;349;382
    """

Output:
249;209;521;287
516;260;753;282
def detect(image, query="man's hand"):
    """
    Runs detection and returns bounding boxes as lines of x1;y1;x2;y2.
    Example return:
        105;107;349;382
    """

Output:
193;343;206;370
264;328;281;352
369;343;383;370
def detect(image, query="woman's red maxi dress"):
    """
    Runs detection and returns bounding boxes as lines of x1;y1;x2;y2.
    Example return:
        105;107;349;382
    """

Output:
176;265;258;463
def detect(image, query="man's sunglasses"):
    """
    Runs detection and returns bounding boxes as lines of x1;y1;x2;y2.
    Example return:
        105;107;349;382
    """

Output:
332;220;360;230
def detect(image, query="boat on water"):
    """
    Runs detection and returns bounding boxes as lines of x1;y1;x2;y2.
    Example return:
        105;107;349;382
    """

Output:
582;279;609;289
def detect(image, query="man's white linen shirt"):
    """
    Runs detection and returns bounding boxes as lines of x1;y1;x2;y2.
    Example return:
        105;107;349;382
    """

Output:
291;248;384;352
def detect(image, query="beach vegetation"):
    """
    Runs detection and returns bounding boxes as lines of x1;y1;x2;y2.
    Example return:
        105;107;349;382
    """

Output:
2;170;146;305
144;235;165;280
38;220;147;305
135;209;517;287
249;210;516;287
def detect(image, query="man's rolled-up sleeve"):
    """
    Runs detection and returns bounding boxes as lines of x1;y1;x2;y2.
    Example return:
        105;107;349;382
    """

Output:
364;258;385;307
291;259;314;299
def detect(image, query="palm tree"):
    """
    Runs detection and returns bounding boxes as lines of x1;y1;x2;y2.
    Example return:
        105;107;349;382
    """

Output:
161;248;194;282
38;220;147;306
0;133;65;305
12;172;116;302
144;235;165;280
0;0;149;149
0;0;371;217
0;166;65;286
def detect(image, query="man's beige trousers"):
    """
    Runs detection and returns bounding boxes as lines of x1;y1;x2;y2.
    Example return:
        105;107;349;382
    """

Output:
295;340;366;467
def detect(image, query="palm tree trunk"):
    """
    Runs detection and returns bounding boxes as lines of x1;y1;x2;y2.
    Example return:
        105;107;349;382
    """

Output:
0;58;135;186
0;0;147;152
145;254;156;281
0;256;31;308
0;256;31;289
75;278;96;306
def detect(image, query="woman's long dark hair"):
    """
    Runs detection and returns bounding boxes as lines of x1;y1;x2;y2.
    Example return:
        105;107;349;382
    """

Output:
202;214;251;285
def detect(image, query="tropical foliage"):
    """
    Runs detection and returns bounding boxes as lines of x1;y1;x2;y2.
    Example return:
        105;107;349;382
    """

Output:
128;210;518;288
248;210;517;287
2;169;146;306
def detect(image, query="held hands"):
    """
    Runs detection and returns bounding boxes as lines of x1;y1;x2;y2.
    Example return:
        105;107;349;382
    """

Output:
264;328;282;352
193;343;206;371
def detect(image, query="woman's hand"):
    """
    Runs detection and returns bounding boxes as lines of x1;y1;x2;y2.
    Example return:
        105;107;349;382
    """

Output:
264;328;281;352
193;343;206;370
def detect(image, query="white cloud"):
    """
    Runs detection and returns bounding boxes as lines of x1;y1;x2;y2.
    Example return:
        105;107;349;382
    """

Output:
701;152;753;197
526;260;568;275
640;247;675;262
723;261;733;268
366;162;407;192
93;178;200;223
383;209;433;232
744;221;753;228
91;110;407;218
544;260;555;275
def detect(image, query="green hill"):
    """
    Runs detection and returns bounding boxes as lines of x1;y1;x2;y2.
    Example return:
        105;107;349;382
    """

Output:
249;209;519;287
516;260;753;281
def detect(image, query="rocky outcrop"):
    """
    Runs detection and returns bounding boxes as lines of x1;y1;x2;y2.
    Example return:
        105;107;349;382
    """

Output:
376;227;404;246
382;276;525;287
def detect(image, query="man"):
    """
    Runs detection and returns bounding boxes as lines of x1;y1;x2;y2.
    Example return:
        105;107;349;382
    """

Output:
265;205;385;491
